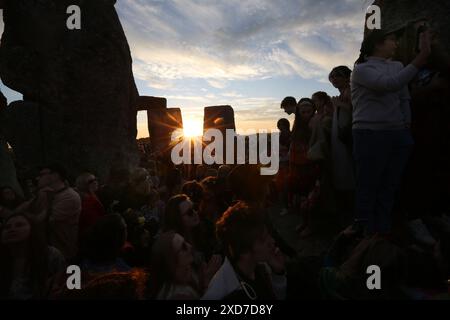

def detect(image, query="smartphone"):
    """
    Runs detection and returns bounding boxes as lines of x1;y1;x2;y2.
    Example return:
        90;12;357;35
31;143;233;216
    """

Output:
415;23;429;53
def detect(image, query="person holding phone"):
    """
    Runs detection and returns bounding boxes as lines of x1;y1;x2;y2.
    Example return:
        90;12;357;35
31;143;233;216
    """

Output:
351;27;432;235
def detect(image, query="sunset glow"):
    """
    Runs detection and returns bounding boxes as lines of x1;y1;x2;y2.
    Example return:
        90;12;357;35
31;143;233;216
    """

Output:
182;117;203;138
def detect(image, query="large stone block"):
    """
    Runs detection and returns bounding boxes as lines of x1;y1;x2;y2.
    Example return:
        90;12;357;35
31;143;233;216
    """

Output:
0;0;139;180
1;101;43;171
137;96;167;111
147;108;183;156
203;105;236;134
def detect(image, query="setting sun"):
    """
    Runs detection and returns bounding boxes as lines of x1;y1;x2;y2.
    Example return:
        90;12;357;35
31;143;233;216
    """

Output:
183;117;203;138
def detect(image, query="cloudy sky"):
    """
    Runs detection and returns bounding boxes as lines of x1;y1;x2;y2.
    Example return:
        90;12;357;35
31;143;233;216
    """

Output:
0;1;370;137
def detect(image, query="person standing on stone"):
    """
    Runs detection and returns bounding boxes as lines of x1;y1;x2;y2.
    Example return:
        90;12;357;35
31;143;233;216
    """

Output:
276;118;291;216
351;29;432;235
280;96;298;211
289;99;320;237
328;66;356;227
280;96;298;115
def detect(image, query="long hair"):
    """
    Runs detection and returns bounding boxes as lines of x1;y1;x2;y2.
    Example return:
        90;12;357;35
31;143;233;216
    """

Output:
149;231;179;298
312;92;332;112
0;213;49;299
311;91;329;102
355;30;390;64
162;194;190;235
216;202;267;263
292;98;315;142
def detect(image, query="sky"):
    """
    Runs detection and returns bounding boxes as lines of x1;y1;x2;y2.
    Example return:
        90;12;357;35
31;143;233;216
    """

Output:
0;1;370;138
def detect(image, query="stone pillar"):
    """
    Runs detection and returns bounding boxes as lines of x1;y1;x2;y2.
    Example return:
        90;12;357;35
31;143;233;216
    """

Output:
0;0;139;181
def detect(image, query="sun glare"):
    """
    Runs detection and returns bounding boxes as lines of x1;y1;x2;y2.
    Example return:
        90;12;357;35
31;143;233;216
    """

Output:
183;117;203;138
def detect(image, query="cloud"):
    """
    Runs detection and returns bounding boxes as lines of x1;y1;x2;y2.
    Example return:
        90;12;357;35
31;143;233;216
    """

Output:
207;79;229;89
222;91;244;98
1;2;366;131
116;0;367;91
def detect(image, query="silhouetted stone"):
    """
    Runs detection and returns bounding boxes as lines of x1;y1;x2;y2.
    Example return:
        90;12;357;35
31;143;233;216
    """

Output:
0;139;23;197
147;108;183;157
137;96;167;111
203;105;236;133
0;0;139;179
203;105;236;164
1;101;43;171
0;91;23;196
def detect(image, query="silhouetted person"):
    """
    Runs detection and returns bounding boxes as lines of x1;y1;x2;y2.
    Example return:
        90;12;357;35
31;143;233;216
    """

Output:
328;67;356;226
351;29;431;234
0;213;65;299
150;231;201;300
203;202;286;300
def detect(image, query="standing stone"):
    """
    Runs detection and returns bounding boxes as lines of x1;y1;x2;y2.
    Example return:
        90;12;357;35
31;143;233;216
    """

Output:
0;139;23;197
203;105;236;164
203;105;236;134
147;108;183;158
1;101;43;172
0;0;139;180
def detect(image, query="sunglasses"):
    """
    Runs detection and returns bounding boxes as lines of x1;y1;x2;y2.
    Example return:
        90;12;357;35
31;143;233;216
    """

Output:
88;178;98;184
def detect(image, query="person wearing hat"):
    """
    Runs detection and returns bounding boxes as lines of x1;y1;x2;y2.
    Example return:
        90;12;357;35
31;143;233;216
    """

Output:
351;28;432;235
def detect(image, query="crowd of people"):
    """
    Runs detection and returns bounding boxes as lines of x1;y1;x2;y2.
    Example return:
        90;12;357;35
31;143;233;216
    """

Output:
0;27;449;300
